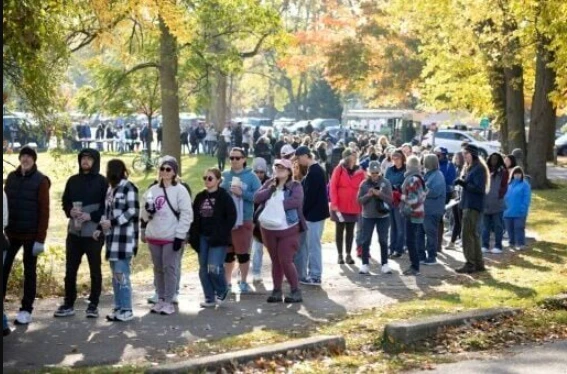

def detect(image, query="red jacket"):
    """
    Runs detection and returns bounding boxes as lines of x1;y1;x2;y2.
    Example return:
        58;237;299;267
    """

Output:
329;164;366;215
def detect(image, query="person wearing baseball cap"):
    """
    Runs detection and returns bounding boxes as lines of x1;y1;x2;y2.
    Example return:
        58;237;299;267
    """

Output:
254;159;307;303
434;146;457;252
280;144;296;159
4;145;51;325
454;143;490;274
294;144;329;286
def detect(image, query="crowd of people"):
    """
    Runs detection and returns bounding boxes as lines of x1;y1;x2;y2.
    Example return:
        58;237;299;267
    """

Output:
3;128;533;336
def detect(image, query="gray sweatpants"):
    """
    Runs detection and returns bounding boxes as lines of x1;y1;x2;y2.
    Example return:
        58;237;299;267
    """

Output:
149;243;180;303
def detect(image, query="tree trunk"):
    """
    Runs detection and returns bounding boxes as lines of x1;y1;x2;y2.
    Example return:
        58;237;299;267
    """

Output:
210;70;228;132
527;37;556;189
504;64;526;155
488;65;508;152
146;113;154;170
159;16;181;166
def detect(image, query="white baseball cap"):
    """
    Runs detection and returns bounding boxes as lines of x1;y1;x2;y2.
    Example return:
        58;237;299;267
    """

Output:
280;144;296;157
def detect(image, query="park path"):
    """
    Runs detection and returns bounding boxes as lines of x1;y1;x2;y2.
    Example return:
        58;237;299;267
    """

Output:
2;235;533;372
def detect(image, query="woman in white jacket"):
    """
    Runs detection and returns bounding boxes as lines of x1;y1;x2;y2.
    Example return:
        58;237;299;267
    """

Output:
141;157;193;315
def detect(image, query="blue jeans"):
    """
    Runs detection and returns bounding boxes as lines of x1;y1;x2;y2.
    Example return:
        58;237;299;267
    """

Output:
482;212;504;249
418;214;442;261
406;220;421;271
389;208;406;255
110;258;132;311
294;220;325;280
251;238;264;277
361;217;390;265
198;237;228;302
505;217;526;247
176;246;185;295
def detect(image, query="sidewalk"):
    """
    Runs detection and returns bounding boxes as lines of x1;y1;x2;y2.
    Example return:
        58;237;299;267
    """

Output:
2;237;532;372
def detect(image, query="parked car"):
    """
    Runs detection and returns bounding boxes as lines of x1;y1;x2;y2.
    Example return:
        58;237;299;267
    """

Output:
422;129;501;157
555;134;567;156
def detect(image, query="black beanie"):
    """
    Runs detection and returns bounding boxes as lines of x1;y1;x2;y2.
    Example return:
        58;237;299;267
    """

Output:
19;146;38;162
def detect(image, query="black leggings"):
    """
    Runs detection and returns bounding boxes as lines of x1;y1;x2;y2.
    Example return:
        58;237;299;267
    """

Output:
335;222;356;256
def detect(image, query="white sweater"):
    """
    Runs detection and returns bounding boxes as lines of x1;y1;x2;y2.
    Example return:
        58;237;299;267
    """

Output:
142;183;193;241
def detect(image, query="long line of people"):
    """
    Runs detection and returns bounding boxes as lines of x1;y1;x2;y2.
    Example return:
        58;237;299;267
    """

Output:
3;135;533;332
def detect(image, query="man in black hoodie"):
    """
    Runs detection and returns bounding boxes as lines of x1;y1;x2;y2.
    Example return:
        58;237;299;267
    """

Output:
55;149;109;318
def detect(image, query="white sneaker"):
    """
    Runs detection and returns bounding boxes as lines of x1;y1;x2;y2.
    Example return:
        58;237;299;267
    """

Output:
252;274;263;283
147;294;158;304
381;264;393;274
172;294;179;304
490;248;503;254
446;242;456;250
481;247;489;253
151;300;166;314
200;301;216;308
515;246;524;251
160;303;175;316
15;310;32;325
114;310;134;322
359;264;370;275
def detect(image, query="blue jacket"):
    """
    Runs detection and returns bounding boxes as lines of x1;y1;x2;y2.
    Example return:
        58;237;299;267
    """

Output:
504;179;531;218
459;162;486;212
424;170;447;216
438;158;457;196
385;165;406;191
221;168;261;222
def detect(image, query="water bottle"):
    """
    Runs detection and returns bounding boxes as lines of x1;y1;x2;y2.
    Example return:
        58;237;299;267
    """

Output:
145;191;156;215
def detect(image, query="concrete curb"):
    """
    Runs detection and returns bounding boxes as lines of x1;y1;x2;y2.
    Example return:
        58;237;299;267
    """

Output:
383;307;521;352
146;335;346;373
540;294;567;310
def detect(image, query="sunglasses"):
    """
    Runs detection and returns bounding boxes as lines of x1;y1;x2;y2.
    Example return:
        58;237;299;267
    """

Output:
160;167;173;172
254;170;266;174
202;176;215;182
230;156;243;161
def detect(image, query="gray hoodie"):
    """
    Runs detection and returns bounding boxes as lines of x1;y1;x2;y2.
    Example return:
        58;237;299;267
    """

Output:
358;176;393;219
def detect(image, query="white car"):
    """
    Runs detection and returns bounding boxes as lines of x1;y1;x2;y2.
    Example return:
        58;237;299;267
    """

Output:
422;129;501;157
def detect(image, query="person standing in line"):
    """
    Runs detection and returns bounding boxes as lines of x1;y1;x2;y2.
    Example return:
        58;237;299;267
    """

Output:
93;159;140;322
190;168;237;308
3;191;11;336
250;158;270;282
504;167;531;251
434;147;456;251
217;136;228;171
329;148;366;265
447;152;465;250
482;153;509;254
417;154;446;266
400;155;426;276
221;148;262;293
454;144;490;274
255;159;306;303
294;146;330;286
141;158;193;315
3;146;50;325
385;150;407;258
54;149;108;319
357;161;394;275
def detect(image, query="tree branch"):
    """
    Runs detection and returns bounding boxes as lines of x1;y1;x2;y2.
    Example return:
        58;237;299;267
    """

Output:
240;32;272;58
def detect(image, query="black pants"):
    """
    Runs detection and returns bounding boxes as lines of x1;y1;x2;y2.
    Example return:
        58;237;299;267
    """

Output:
218;157;226;171
64;235;104;308
3;238;37;313
335;222;356;256
451;205;463;243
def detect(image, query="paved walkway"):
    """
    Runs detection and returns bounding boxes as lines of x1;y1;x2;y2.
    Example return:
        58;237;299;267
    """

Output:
3;236;536;372
412;340;567;374
548;163;567;182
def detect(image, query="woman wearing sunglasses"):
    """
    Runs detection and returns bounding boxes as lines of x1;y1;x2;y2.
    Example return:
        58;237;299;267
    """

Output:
190;168;237;307
254;159;307;304
140;158;193;315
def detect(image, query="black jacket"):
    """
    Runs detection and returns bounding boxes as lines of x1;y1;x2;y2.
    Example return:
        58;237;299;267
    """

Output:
190;187;237;249
62;149;109;237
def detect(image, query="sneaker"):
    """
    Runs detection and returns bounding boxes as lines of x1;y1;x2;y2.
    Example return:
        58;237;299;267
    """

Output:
151;300;166;314
446;242;456;250
456;263;476;274
172;294;179;305
284;289;303;303
160;303;176;316
267;289;283;303
481;247;489;253
381;264;393;274
475;265;487;273
402;267;420;276
356;246;363;258
490;248;503;254
359;264;370;275
515;246;524;251
85;305;99;319
114;310;134;322
200;300;216;308
252;274;263;283
389;252;403;259
239;282;252;294
299;277;311;285
419;259;426;264
147;294;159;304
345;254;355;265
338;255;345;265
106;309;119;321
54;305;75;318
216;288;231;306
301;277;322;286
14;311;32;325
423;258;439;266
3;328;11;337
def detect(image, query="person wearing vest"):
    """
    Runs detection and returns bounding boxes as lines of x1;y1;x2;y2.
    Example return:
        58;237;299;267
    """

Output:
3;146;51;325
53;149;109;319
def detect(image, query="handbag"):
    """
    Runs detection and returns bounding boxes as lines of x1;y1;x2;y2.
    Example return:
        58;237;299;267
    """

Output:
258;191;287;229
376;198;390;215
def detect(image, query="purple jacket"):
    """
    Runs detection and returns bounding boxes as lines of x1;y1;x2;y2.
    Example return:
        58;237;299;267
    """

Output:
254;178;307;232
